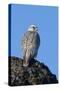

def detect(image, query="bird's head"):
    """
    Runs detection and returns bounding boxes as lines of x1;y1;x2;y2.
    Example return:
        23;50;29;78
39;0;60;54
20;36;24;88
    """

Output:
28;25;38;32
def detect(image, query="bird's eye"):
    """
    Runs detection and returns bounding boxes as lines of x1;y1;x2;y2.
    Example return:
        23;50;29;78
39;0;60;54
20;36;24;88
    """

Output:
33;27;35;29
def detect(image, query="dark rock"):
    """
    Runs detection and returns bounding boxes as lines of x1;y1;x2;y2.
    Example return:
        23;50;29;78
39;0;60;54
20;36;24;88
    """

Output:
8;56;58;86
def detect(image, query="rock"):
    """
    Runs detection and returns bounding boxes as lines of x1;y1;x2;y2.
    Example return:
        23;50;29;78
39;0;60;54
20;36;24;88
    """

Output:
8;56;58;86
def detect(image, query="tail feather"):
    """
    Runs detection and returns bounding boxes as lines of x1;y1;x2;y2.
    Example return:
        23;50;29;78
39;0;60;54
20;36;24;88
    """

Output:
23;50;31;67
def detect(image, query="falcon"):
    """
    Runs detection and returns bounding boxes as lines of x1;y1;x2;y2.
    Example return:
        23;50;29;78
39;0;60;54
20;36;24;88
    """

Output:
21;25;40;66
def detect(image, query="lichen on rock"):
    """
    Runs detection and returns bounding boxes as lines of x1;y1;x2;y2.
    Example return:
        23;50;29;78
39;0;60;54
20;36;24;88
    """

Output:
8;56;58;86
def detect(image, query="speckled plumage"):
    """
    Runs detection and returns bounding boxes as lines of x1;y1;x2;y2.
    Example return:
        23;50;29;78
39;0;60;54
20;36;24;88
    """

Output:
21;25;40;66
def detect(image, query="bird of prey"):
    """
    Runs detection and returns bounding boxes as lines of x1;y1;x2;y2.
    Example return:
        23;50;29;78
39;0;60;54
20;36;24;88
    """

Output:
21;25;40;67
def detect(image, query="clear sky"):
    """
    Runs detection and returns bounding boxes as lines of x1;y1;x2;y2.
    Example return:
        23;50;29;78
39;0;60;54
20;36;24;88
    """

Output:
9;4;58;77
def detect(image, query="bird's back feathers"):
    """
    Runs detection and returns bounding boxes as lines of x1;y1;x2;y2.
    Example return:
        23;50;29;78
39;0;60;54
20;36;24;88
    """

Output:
22;31;40;50
21;31;40;66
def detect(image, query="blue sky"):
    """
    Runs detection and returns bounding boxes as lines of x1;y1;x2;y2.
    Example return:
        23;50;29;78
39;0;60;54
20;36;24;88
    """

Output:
10;4;58;77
